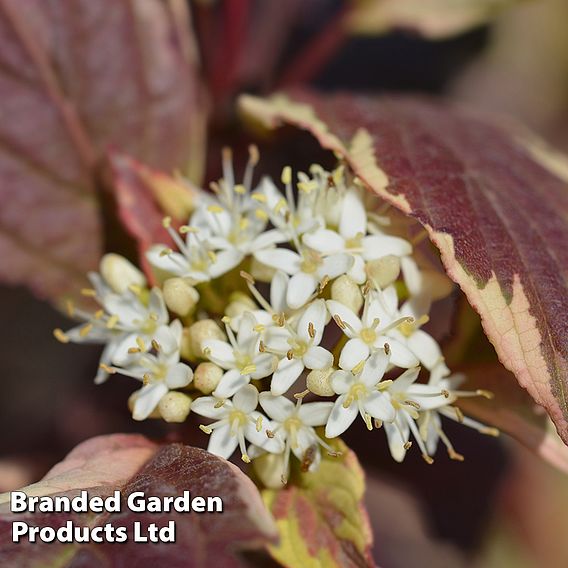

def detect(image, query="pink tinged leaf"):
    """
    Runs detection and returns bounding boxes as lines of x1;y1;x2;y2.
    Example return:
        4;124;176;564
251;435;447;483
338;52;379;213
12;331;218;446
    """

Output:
0;0;202;306
0;434;277;567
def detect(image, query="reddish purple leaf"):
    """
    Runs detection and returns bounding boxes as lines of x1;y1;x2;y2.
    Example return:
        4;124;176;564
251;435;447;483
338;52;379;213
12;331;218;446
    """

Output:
0;434;277;567
0;0;201;307
239;91;568;445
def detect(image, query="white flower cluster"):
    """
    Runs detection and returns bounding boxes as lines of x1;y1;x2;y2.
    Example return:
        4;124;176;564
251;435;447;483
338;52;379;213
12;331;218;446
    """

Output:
56;149;497;485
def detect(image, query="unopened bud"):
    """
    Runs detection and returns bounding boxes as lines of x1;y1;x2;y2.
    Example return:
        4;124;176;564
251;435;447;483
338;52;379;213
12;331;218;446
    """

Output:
158;392;192;423
194;362;223;394
307;367;335;397
163;277;200;316
100;254;146;294
253;452;287;489
225;292;257;320
128;391;160;419
366;255;401;289
331;275;363;313
187;319;226;358
250;257;276;282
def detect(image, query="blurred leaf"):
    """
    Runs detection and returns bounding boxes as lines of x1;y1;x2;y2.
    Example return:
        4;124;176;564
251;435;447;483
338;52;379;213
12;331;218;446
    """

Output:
0;434;277;567
346;0;525;39
263;439;374;568
239;91;568;448
0;0;202;308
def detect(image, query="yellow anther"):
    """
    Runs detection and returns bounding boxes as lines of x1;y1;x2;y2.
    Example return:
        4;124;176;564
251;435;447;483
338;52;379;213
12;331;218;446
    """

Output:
80;288;96;297
79;323;93;337
136;337;146;351
274;198;287;214
351;359;365;376
159;248;173;257
307;322;315;339
253;324;265;333
53;328;69;343
234;184;246;195
94;309;104;320
151;339;161;352
286;350;294;360
221;316;232;325
449;449;465;462
162;216;172;228
255;415;263;432
482;427;500;437
297;180;318;193
239;217;250;230
142;373;151;386
403;441;413;450
240;364;257;375
477;389;494;400
199;424;212;435
128;347;141;354
333;314;346;329
255;208;268;220
266;430;275;438
207;204;224;214
106;315;119;329
281;166;292;185
214;400;225;409
99;363;116;374
258;340;266;353
239;270;255;285
208;250;217;263
422;454;434;465
251;193;266;203
65;300;75;317
241;453;251;464
249;144;259;165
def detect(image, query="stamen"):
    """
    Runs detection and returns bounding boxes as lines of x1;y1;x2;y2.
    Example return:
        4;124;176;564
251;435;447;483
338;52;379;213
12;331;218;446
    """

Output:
81;288;96;297
151;339;161;352
99;363;116;375
294;389;309;400
53;329;69;343
136;337;146;351
79;323;93;337
307;322;315;339
199;424;212;435
239;270;255;285
106;315;119;329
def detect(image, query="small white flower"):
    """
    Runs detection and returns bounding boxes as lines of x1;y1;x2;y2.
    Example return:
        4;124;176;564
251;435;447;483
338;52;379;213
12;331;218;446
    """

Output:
255;247;353;309
58;273;169;384
269;300;333;396
325;350;396;438
258;392;334;481
371;285;446;371
327;291;419;371
303;188;412;283
203;312;277;398
115;321;193;421
191;384;280;462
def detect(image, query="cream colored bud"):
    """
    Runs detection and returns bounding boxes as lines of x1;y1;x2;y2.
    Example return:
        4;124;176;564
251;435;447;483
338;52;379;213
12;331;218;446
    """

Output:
128;391;160;419
194;362;223;394
188;319;226;358
100;253;146;294
366;255;401;288
253;452;287;489
250;257;276;282
158;392;192;423
331;275;363;313
225;292;257;320
163;277;200;316
307;367;335;397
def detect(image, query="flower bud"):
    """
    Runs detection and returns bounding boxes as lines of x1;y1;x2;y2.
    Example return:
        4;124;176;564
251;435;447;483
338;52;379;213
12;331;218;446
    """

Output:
158;392;192;423
366;255;401;289
100;253;146;294
331;275;363;313
194;362;223;394
307;367;335;397
225;292;257;320
187;319;226;358
163;277;200;316
253;452;287;489
128;391;160;419
250;257;276;282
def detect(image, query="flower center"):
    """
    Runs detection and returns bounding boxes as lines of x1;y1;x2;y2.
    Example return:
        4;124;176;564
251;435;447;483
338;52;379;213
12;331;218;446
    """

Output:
360;327;377;345
289;338;308;358
229;410;247;430
300;250;321;274
345;233;363;250
344;383;368;407
235;352;255;374
283;416;303;448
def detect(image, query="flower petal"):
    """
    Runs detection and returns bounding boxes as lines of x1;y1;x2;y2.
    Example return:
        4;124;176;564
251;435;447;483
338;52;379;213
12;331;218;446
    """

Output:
270;357;304;396
132;383;168;421
286;272;318;310
213;369;249;398
297;299;327;343
364;391;395;422
319;253;353;279
326;300;363;338
339;338;369;371
360;349;390;387
270;270;290;313
339;189;366;239
362;235;412;260
165;362;193;389
233;384;259;413
251;353;277;379
202;339;236;368
379;336;419;368
384;416;410;463
208;423;238;459
407;329;442;370
209;249;244;278
304;345;333;370
254;248;301;274
190;396;228;419
303;229;345;253
325;396;358;438
145;245;187;277
298;402;334;426
330;370;354;395
259;392;294;422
